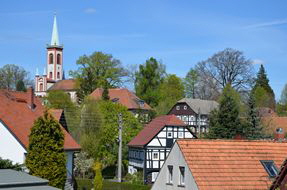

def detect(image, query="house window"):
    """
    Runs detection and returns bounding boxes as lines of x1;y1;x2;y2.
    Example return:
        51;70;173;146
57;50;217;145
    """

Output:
167;165;173;184
260;160;278;178
176;106;180;110
167;132;172;138
57;54;61;65
153;152;159;160
178;132;183;138
49;53;53;64
179;166;185;186
184;105;187;110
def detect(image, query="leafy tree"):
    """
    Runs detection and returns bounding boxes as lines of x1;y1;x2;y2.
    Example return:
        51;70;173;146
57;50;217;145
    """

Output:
0;64;32;90
70;52;127;102
195;48;254;99
135;57;166;107
16;80;26;92
25;111;66;189
207;84;242;139
252;64;275;109
184;68;198;98
277;83;287;115
0;157;22;171
46;90;74;109
156;74;185;115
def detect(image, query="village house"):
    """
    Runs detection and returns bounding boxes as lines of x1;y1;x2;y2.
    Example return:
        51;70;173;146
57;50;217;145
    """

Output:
152;139;287;190
168;98;218;135
0;87;80;186
127;115;195;183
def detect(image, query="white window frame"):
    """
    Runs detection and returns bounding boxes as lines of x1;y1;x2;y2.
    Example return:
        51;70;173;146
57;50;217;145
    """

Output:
184;105;187;110
178;131;183;138
153;152;159;160
167;132;173;138
176;105;180;110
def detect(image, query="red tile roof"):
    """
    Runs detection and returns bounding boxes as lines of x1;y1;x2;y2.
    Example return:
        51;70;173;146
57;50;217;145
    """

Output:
90;88;151;110
128;115;187;147
177;139;287;190
261;116;287;134
270;158;287;189
48;79;76;91
0;89;80;151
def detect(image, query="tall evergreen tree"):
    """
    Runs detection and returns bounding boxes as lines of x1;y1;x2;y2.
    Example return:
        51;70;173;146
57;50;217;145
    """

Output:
207;84;242;139
184;68;198;98
25;111;66;189
16;80;26;92
252;64;275;109
135;57;166;107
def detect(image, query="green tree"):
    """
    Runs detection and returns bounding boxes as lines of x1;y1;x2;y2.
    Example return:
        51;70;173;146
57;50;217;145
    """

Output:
93;161;103;190
184;68;198;98
46;90;74;109
156;74;185;115
25;111;66;189
16;80;26;92
0;157;22;171
70;52;127;102
252;64;275;109
277;83;287;115
135;57;166;107
207;84;242;139
253;86;273;108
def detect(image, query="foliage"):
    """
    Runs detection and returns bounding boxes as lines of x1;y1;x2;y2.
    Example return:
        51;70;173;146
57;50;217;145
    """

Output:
207;84;242;139
135;57;166;107
16;80;26;92
252;64;275;109
70;51;127;102
125;171;144;185
253;86;273;108
25;111;66;189
46;90;74;109
277;83;287;115
156;74;185;115
94;161;103;190
194;48;254;99
184;68;198;98
0;64;32;90
0;157;23;171
74;152;94;178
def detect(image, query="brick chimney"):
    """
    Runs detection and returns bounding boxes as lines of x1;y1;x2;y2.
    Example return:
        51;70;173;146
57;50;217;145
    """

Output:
27;86;35;110
274;128;284;142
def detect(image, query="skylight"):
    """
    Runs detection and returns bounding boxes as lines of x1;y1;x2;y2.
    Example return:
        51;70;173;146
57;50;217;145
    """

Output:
260;160;278;178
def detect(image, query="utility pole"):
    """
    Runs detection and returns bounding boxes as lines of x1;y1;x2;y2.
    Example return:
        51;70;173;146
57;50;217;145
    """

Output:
117;113;122;182
198;108;201;137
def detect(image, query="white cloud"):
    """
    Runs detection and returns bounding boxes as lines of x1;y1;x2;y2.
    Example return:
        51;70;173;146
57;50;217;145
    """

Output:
252;59;264;65
245;19;287;29
84;8;96;14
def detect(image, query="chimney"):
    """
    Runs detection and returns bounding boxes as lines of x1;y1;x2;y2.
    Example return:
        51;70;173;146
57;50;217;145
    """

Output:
27;86;35;110
234;134;245;140
274;128;284;142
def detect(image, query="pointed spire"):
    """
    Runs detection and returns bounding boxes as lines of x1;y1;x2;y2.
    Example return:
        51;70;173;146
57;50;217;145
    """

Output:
43;68;47;76
35;68;39;76
50;14;60;46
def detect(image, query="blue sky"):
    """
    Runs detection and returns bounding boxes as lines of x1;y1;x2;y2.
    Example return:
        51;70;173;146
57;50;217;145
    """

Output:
0;0;287;99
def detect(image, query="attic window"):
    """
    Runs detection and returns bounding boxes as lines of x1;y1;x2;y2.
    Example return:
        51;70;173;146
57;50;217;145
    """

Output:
184;105;187;110
176;106;180;110
112;98;119;103
138;99;145;108
260;160;278;178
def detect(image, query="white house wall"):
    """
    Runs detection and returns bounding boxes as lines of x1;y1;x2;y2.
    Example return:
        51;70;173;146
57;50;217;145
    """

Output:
152;143;198;190
0;122;26;164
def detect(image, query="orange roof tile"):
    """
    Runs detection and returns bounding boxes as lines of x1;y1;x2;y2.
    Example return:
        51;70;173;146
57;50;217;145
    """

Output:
48;79;76;91
177;139;287;190
261;116;287;134
0;89;80;151
90;88;151;110
128;115;187;147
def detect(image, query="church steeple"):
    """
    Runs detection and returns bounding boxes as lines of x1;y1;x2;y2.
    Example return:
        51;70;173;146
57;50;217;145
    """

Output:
50;15;60;46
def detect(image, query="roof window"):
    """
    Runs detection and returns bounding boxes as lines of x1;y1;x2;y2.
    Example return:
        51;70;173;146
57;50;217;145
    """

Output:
260;160;278;178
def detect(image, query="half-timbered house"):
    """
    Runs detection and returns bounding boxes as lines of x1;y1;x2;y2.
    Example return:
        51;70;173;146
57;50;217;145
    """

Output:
168;98;218;135
128;115;195;183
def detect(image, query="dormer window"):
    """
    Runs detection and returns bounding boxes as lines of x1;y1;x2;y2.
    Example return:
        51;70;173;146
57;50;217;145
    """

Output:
176;106;180;110
138;99;145;108
112;98;119;103
184;105;187;110
260;160;278;178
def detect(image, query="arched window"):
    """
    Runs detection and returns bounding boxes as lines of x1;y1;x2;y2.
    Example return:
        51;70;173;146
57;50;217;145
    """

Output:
49;53;53;64
57;54;61;65
57;72;60;79
40;83;43;91
49;72;53;79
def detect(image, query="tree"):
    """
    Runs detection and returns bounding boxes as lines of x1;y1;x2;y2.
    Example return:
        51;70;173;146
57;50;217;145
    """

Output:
195;48;254;98
280;83;287;105
0;64;32;90
207;84;242;139
156;74;185;115
25;111;66;189
253;86;273;108
184;68;198;98
46;90;74;109
70;52;127;102
16;80;26;92
277;84;287;115
0;157;22;171
135;57;166;107
252;64;275;109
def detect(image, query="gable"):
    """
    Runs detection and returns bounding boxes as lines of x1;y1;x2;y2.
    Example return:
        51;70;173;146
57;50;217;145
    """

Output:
168;102;197;115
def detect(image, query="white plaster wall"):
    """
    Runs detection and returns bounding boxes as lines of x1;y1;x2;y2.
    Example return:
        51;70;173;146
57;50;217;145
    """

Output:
152;143;198;190
0;122;26;164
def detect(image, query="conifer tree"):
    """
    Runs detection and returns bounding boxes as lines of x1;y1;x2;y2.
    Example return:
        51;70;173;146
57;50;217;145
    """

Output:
207;84;242;139
16;80;26;92
25;111;66;189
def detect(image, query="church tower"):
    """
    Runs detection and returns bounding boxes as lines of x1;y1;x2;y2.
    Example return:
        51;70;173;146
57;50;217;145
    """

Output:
46;15;63;82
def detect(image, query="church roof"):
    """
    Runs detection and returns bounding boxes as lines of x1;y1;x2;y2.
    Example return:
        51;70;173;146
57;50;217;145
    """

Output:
177;98;218;114
90;88;151;110
50;15;60;46
128;115;187;147
48;79;77;91
0;88;80;151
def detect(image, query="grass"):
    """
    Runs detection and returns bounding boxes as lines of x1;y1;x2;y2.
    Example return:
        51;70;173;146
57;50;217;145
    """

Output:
76;178;151;190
